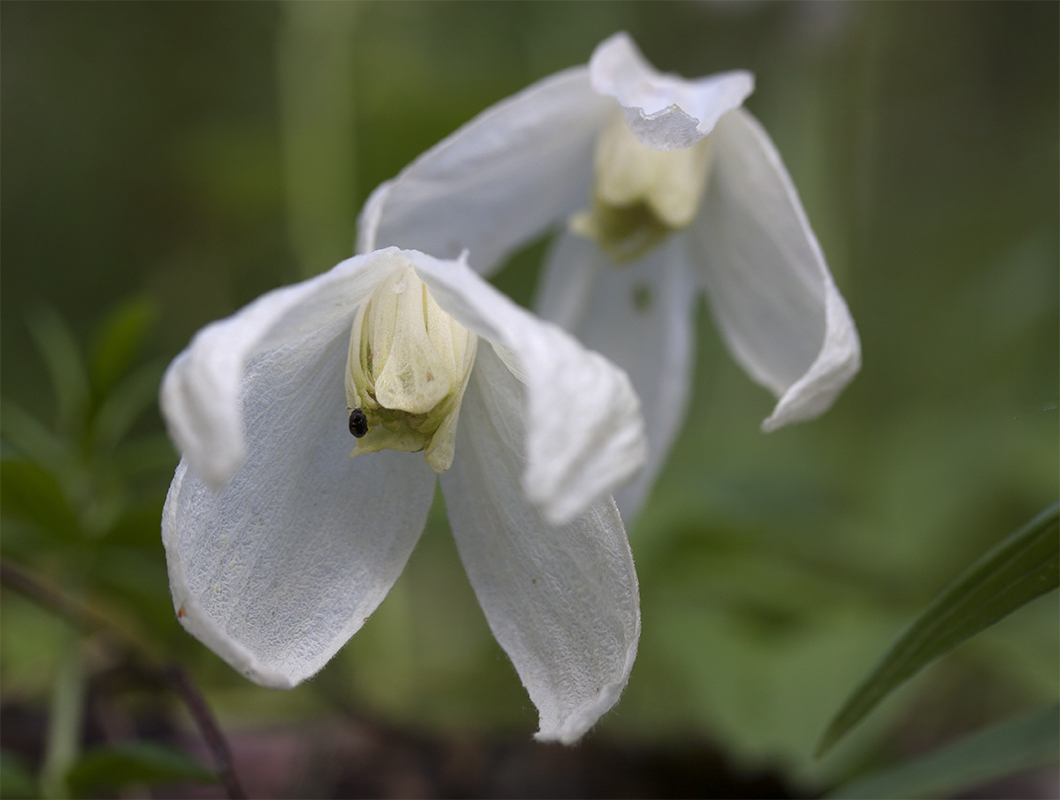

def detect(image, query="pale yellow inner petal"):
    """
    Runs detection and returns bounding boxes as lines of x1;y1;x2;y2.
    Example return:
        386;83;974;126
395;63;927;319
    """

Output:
345;264;477;473
570;114;714;263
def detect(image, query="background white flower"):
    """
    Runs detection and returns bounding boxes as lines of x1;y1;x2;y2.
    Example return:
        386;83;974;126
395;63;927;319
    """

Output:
359;32;861;520
159;247;645;744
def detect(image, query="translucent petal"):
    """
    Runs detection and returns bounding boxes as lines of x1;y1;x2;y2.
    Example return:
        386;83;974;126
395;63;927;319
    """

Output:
358;68;613;276
590;32;754;151
441;344;640;743
409;251;647;525
162;318;437;687
687;108;861;431
160;250;406;487
537;232;695;520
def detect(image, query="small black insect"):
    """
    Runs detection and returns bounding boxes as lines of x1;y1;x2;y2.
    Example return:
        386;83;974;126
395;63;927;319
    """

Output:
348;407;369;438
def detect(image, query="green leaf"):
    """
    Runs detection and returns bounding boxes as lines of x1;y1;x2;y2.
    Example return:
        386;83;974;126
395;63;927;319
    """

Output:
826;703;1060;799
89;299;156;398
65;742;216;796
87;360;165;454
818;502;1060;756
111;433;178;479
0;398;72;478
0;749;38;799
101;503;165;547
0;460;81;542
26;307;90;437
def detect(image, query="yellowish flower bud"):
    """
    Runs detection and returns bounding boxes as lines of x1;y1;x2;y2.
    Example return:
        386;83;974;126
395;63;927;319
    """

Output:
570;115;714;263
345;264;477;472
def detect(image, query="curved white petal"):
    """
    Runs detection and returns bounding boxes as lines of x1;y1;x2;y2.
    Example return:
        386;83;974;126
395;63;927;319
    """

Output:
163;317;437;687
590;32;754;151
160;249;408;487
688;108;861;431
440;344;640;743
409;251;647;525
537;232;696;520
358;67;613;276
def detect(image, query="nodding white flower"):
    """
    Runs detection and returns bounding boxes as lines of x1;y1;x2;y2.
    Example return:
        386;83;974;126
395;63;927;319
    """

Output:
159;247;646;744
359;32;861;519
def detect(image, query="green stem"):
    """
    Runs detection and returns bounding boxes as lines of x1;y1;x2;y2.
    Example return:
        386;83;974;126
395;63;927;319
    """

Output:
39;627;85;800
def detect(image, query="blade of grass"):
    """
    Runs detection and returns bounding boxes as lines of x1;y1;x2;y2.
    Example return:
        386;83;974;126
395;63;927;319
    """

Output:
826;703;1059;799
818;502;1059;756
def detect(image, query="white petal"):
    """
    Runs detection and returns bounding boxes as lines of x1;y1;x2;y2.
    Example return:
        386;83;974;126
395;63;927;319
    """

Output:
162;318;437;687
687;108;861;431
590;32;754;151
537;232;696;520
440;344;640;743
408;251;647;525
159;249;407;487
357;67;613;276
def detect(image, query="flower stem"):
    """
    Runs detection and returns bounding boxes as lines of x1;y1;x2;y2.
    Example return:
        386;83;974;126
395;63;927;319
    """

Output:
39;628;85;800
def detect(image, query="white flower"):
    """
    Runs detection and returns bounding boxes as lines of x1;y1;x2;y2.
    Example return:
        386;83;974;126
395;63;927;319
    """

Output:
159;247;646;744
359;32;861;519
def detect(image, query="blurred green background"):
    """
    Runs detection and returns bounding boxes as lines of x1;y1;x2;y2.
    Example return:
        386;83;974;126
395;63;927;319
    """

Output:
2;1;1057;795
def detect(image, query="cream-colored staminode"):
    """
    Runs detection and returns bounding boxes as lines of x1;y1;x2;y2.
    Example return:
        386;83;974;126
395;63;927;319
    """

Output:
345;265;478;472
570;115;714;263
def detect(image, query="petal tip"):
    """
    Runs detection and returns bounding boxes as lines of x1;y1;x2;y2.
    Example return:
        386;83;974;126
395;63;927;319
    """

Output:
531;650;638;746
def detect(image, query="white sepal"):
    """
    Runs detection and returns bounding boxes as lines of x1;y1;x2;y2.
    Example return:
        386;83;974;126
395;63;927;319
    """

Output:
357;68;613;276
688;108;861;430
410;251;647;525
537;233;695;520
441;345;640;743
162;318;437;687
159;250;406;487
589;31;754;151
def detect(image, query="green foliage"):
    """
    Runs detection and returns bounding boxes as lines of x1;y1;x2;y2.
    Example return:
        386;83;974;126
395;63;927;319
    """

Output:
1;306;182;647
0;460;81;543
2;3;1057;794
826;703;1059;799
64;743;216;797
0;750;38;800
819;503;1060;756
89;300;156;399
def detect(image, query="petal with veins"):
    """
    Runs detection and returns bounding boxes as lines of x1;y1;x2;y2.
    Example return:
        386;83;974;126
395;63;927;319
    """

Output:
441;344;640;744
590;32;754;151
409;251;647;525
358;68;612;276
537;233;695;520
163;317;437;687
687;108;860;430
160;250;407;487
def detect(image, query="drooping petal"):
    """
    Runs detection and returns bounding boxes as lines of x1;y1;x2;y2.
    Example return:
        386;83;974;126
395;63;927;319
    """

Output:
687;108;861;431
409;251;647;525
357;68;613;276
590;31;754;151
440;344;640;744
163;317;437;687
537;232;696;520
160;249;411;487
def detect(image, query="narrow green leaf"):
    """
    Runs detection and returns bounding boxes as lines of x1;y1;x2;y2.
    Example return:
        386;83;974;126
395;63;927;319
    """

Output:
88;360;165;453
818;502;1060;756
26;308;90;437
827;703;1059;799
89;299;156;398
0;398;72;478
65;742;216;796
111;433;178;478
0;460;81;542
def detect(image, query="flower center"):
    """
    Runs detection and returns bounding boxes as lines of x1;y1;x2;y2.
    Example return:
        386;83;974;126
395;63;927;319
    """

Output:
569;115;714;263
345;264;478;473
